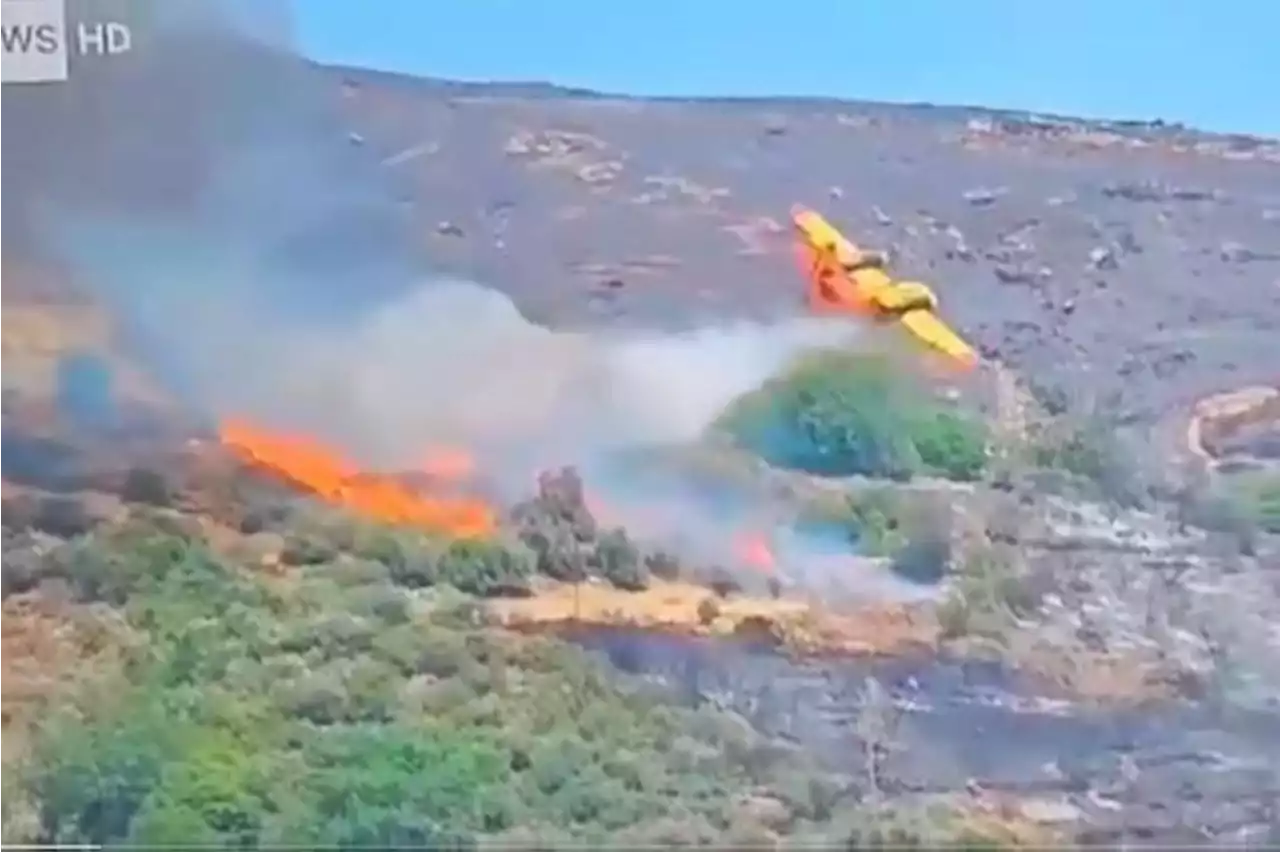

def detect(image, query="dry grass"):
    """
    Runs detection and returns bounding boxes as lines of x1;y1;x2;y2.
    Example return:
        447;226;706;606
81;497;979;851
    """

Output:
1187;385;1280;466
2;594;138;756
487;577;937;656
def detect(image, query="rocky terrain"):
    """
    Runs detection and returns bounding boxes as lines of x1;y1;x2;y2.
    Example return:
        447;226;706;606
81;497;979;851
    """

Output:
327;65;1280;423
4;26;1280;849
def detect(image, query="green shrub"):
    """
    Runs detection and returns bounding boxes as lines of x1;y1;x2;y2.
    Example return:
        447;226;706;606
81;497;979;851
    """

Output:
293;724;507;835
714;351;986;481
797;489;951;584
437;538;535;598
906;410;988;481
1235;473;1280;535
126;728;275;847
937;545;1036;642
1028;415;1148;507
843;490;907;556
26;698;183;846
1178;484;1260;555
889;531;951;585
1183;473;1280;554
595;529;650;591
12;507;873;849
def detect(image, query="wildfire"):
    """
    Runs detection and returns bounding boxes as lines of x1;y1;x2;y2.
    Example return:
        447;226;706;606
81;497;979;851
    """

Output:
734;531;777;574
219;419;495;538
421;447;476;483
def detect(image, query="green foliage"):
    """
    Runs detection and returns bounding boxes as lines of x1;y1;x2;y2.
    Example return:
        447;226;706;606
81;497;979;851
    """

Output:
595;528;650;591
1181;472;1280;555
1233;473;1280;535
128;728;275;847
797;488;952;584
291;724;507;838
715;350;987;481
843;490;908;556
937;544;1037;642
437;537;536;597
14;520;873;848
27;698;184;846
1027;413;1148;507
905;409;988;482
1178;482;1261;555
1030;419;1115;481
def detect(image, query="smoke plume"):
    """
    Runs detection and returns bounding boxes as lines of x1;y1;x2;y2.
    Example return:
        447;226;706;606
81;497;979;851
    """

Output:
6;0;930;599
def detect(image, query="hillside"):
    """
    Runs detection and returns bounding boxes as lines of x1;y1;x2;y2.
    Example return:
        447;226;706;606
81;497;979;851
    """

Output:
4;27;1280;849
320;63;1279;421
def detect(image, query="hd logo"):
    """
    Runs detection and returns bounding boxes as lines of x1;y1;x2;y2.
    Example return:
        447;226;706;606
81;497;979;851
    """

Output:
2;0;132;84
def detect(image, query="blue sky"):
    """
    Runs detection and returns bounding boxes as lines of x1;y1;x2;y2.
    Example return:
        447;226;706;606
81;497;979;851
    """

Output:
297;0;1275;136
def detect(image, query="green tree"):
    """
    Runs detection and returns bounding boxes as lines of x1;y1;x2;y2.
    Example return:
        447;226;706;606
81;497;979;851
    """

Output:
437;538;535;597
27;698;183;845
128;729;275;847
283;724;508;844
715;351;985;481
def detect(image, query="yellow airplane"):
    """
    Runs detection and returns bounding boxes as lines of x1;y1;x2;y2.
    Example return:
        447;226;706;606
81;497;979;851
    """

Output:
791;204;978;370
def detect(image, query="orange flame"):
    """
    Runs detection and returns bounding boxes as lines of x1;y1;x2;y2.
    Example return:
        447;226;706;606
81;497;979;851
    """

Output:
219;419;495;538
734;531;776;574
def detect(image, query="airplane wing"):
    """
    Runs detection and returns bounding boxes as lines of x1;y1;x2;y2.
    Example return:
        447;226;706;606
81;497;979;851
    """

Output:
792;204;980;369
898;309;979;369
791;204;860;265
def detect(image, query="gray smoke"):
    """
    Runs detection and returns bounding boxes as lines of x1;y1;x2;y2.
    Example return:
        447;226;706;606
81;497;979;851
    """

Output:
5;0;928;600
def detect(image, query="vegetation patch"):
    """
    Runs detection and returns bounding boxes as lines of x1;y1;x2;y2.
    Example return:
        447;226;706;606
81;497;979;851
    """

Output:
794;487;954;585
1017;384;1150;508
1231;472;1280;535
0;521;839;848
937;544;1039;643
714;350;987;482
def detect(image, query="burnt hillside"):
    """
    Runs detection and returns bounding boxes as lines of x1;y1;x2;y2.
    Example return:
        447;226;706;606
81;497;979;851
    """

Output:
6;35;1279;423
323;63;1280;423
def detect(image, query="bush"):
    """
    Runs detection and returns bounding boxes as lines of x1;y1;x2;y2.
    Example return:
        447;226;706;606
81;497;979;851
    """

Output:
1028;414;1148;507
26;698;182;846
437;538;536;598
889;532;951;585
126;728;275;847
1178;484;1260;555
937;544;1036;641
595;529;650;591
843;490;907;556
802;489;952;584
279;534;337;567
120;468;173;507
1234;473;1280;535
714;351;986;482
350;527;438;589
10;502;872;849
906;410;988;482
291;724;507;837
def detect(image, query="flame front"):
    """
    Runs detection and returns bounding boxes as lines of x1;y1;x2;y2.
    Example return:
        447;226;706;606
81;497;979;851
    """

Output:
220;419;495;538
